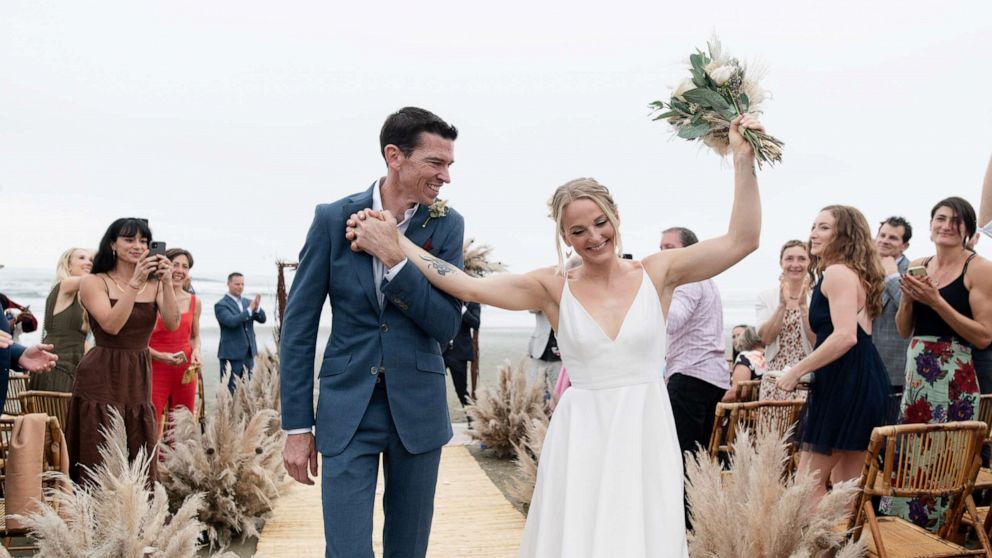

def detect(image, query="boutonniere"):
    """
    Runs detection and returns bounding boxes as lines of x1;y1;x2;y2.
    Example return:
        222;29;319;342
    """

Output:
422;199;450;228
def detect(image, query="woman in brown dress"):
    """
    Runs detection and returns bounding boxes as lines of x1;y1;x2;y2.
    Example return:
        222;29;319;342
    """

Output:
31;248;93;392
67;219;179;484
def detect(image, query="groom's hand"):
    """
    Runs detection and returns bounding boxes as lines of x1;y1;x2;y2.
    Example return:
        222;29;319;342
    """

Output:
347;210;405;266
284;432;318;485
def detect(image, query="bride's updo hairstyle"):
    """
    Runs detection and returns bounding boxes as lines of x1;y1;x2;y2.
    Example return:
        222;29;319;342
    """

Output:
548;178;623;275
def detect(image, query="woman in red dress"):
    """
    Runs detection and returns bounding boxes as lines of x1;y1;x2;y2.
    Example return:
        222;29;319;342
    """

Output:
149;248;201;434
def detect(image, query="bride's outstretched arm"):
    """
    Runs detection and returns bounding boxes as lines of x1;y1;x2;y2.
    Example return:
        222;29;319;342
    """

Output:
348;211;551;312
644;114;762;288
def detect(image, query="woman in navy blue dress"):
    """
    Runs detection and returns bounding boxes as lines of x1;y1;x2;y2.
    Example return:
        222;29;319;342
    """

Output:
776;205;890;506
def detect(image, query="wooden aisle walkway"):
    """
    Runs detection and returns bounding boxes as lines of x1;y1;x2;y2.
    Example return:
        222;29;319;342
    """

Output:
255;444;525;557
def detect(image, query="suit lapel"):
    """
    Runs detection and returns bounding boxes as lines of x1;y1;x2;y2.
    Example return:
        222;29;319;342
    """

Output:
344;186;380;314
404;204;436;253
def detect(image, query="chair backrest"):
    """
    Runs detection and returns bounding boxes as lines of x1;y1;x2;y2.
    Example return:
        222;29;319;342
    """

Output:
734;379;762;403
851;421;988;537
18;391;71;431
3;374;30;415
978;395;992;437
708;399;806;459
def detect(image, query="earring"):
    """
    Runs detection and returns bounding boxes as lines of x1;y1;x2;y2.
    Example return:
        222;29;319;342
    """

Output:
113;249;117;258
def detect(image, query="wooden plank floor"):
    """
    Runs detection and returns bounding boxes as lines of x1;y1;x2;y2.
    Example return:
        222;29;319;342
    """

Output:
255;444;525;557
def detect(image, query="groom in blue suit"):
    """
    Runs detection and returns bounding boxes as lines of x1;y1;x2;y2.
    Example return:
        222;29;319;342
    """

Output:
280;107;463;558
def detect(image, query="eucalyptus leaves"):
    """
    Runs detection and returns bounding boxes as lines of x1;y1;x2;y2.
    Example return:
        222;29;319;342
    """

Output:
650;37;784;168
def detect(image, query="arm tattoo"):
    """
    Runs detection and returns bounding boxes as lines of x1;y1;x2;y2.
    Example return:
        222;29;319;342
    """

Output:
420;255;454;276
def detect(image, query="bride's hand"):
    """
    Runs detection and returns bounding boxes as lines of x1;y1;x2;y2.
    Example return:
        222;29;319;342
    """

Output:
729;114;764;162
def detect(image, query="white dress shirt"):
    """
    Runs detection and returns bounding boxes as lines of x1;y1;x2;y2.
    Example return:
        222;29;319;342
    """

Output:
371;179;415;306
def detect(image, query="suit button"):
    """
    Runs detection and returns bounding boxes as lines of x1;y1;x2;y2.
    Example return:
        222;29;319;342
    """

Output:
370;366;377;375
380;323;389;333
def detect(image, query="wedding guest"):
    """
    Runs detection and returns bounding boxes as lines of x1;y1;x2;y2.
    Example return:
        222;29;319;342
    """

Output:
776;206;890;508
976;155;992;394
67;218;179;484
723;326;766;402
443;301;480;409
756;240;814;399
1;262;59;409
730;323;748;363
871;217;912;409
215;272;266;392
879;197;992;529
660;226;730;459
149;248;201;433
31;248;93;392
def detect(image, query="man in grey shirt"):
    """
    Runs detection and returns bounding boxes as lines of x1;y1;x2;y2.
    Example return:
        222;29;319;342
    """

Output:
872;217;912;408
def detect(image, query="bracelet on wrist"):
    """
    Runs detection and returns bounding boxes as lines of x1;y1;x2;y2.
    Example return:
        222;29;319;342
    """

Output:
128;283;141;290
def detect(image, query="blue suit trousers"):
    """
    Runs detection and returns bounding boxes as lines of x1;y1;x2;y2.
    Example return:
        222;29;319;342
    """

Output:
321;379;441;558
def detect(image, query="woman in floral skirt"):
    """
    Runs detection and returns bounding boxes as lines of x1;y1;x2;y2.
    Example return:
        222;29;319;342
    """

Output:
880;196;992;529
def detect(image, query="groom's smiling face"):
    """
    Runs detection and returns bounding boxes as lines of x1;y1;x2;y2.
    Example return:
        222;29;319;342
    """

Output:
391;132;455;207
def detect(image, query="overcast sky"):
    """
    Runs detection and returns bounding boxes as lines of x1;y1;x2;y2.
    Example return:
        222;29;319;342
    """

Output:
3;0;990;296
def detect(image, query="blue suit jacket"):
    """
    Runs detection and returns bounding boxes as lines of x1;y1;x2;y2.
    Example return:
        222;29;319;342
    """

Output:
280;184;465;456
214;295;267;359
1;299;27;410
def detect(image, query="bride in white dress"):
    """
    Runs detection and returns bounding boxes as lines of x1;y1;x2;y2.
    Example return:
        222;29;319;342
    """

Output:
347;115;764;557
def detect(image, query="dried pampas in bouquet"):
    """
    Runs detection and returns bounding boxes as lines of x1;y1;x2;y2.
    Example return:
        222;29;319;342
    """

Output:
650;36;784;168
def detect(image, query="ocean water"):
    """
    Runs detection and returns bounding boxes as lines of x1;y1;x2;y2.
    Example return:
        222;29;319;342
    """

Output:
2;267;760;418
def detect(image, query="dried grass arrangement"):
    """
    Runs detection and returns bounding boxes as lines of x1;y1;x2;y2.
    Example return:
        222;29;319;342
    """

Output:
159;366;287;550
685;425;865;558
466;358;549;459
3;408;233;558
462;238;507;279
508;415;549;507
232;350;282;435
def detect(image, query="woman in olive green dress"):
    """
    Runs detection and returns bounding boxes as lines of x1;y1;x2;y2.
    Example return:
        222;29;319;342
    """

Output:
31;248;93;392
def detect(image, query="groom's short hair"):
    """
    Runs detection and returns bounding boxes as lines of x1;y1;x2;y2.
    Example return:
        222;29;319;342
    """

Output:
380;107;458;159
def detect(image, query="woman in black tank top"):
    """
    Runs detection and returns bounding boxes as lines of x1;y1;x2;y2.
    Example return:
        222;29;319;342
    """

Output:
880;196;992;530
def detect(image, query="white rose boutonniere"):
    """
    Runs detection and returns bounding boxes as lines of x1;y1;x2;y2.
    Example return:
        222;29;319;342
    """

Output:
423;199;450;228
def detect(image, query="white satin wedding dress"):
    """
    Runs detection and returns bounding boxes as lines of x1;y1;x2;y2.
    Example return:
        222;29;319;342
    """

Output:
518;269;689;557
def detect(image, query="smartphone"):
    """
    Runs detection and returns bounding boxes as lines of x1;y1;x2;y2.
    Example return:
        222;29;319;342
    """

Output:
148;241;167;280
906;266;927;278
149;241;167;258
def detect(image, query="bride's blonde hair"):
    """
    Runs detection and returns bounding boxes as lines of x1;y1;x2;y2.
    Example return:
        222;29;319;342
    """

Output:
548;178;622;274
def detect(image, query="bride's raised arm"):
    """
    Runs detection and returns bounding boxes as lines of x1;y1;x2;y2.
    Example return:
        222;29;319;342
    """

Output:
644;114;762;289
348;212;552;312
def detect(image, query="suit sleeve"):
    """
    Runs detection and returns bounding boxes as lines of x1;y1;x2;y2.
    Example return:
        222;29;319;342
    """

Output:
882;274;901;307
254;307;267;324
279;205;333;431
10;343;27;371
463;302;481;330
381;213;465;344
215;302;249;328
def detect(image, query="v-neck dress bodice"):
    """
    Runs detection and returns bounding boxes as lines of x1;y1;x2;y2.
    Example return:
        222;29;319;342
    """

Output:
518;269;688;557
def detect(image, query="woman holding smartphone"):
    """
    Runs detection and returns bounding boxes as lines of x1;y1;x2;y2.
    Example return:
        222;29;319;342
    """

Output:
149;248;201;435
880;197;992;529
67;218;179;484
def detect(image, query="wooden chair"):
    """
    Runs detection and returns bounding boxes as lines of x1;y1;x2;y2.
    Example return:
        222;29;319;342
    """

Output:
0;416;65;551
734;379;762;403
18;391;71;431
2;374;30;416
707;399;806;462
848;421;991;557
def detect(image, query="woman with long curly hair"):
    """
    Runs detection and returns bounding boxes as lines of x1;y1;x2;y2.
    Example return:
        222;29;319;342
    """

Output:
776;205;890;506
879;196;992;529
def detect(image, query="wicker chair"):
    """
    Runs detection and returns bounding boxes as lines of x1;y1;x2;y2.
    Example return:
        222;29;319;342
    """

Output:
733;379;762;403
3;374;30;416
18;391;71;431
848;421;991;557
707;399;806;462
0;416;65;551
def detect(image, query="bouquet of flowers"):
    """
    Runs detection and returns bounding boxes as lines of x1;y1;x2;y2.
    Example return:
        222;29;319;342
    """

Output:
649;37;784;168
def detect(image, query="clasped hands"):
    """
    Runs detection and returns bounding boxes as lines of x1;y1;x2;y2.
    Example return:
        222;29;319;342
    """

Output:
345;209;404;265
